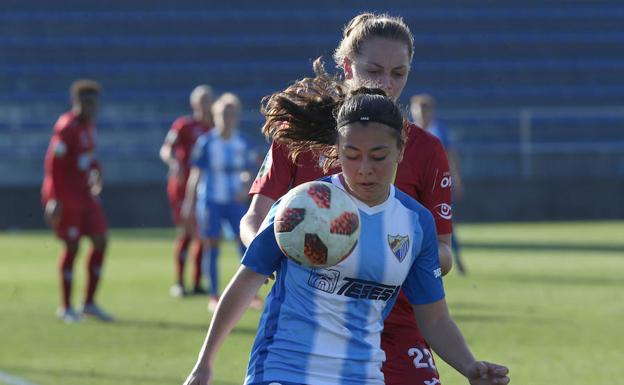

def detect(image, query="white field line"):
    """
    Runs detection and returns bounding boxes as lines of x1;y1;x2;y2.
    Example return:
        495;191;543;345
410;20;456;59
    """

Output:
0;370;39;385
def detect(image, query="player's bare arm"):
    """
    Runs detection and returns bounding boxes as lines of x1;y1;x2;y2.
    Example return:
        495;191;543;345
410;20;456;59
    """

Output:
447;149;464;199
44;199;61;227
239;194;275;247
89;168;103;196
181;168;200;232
159;130;179;171
184;266;267;385
413;300;510;385
437;233;453;275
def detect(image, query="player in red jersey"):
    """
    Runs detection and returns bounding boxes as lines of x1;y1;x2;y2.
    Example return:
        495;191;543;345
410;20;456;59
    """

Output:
160;85;214;297
241;13;454;385
41;79;113;323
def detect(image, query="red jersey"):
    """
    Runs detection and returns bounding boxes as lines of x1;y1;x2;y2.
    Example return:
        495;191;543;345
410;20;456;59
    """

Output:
41;111;100;208
249;123;453;346
250;123;452;234
167;116;212;180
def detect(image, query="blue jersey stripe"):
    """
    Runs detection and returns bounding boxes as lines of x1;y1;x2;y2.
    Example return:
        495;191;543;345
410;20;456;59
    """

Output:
246;259;289;383
224;138;236;199
339;212;385;382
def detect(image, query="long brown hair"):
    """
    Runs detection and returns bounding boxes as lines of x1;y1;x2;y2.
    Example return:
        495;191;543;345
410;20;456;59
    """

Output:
260;61;406;172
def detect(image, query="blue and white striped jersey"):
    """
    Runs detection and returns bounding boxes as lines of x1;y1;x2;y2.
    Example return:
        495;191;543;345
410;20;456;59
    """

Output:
242;174;445;385
191;130;254;204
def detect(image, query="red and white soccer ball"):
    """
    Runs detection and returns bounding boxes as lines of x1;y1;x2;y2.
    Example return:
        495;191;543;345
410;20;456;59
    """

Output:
274;181;360;268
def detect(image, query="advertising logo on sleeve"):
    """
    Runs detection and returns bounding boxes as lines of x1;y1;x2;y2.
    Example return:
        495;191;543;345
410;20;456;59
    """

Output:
439;171;452;189
433;203;452;220
54;141;67;157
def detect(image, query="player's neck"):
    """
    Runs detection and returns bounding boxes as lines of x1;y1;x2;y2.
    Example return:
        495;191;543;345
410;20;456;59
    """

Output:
72;108;93;123
194;111;213;126
217;126;234;139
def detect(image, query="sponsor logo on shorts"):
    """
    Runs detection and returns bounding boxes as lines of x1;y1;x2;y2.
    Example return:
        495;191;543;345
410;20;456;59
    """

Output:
440;175;452;189
433;268;442;278
434;203;452;220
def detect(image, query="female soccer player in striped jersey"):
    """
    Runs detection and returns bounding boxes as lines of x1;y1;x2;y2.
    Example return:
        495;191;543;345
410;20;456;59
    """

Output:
242;13;455;385
183;87;509;385
182;93;259;311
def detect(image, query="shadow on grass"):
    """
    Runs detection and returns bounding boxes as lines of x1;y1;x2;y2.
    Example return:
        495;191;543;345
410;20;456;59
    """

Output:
0;365;182;384
462;241;624;254
108;318;258;335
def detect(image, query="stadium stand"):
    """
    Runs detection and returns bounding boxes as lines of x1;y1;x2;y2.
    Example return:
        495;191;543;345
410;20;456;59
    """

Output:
1;0;623;226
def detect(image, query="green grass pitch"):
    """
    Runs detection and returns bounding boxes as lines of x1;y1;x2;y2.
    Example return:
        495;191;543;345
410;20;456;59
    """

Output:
1;221;623;385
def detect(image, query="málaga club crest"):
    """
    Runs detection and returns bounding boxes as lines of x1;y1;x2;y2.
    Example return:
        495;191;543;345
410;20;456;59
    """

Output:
387;234;410;262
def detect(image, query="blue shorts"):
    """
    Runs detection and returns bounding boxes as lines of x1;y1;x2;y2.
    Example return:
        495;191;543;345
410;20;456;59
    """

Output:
196;201;245;239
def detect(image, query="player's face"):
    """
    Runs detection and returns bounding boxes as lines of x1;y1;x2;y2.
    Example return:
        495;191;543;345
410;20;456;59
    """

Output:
74;91;98;120
345;37;411;101
220;104;240;130
194;92;214;117
338;122;403;206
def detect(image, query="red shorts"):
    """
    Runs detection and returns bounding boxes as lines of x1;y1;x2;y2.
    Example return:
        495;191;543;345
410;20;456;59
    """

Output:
382;291;441;385
167;176;187;225
382;327;441;385
54;199;108;241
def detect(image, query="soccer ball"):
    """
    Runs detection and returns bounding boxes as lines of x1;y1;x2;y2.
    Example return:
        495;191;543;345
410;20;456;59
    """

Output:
274;181;360;268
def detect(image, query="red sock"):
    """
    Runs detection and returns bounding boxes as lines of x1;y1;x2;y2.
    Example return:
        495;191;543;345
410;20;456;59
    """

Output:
174;234;192;285
192;240;204;290
85;248;105;305
59;248;77;309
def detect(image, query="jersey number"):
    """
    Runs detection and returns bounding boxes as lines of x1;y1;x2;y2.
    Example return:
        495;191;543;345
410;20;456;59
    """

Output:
408;347;436;370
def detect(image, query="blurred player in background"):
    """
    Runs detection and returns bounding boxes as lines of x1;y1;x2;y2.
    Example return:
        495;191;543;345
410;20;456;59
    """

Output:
411;93;466;274
160;85;214;297
41;79;113;323
181;93;260;312
241;13;454;385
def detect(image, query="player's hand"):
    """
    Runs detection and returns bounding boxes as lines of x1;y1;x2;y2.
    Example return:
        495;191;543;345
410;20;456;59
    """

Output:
44;200;61;228
89;169;103;196
466;361;510;385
